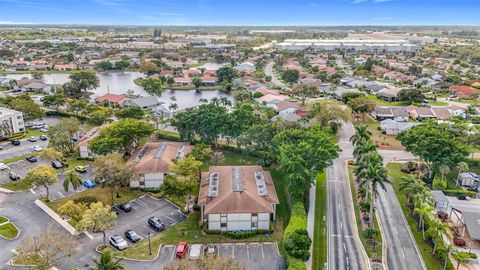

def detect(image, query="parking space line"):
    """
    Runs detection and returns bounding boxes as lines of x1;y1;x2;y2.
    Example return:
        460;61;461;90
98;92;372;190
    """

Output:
232;244;235;258
57;192;65;198
136;199;149;206
246;244;249;259
261;243;265;259
171;246;176;261
274;242;281;256
84;231;94;239
29;189;36;194
143;225;157;234
166;215;176;223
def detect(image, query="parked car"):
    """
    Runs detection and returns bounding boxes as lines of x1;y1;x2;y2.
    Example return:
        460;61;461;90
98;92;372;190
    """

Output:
467;186;478;192
148;217;166;232
109;235;128;250
204;244;217;257
176;242;189;259
0;145;3;150
457;195;471;201
51;161;64;169
124;229;142;243
33;145;43;152
0;163;9;170
189;244;202;260
9;172;20;181
83;179;95;188
28;136;37;142
120;203;132;212
40;135;48;141
26;156;38;162
39;128;48;133
25;122;34;128
11;140;20;146
75;166;87;173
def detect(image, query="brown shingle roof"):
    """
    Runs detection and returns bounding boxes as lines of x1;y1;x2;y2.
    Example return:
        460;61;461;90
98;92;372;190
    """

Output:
199;166;279;214
127;141;192;174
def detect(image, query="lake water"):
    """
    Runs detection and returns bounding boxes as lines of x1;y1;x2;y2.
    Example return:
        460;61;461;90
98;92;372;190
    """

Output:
3;71;233;110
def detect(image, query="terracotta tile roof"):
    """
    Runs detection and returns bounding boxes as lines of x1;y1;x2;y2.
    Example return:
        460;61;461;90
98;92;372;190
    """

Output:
127;142;192;174
95;93;129;104
275;100;302;112
200;76;217;82
198;166;279;214
449;85;476;95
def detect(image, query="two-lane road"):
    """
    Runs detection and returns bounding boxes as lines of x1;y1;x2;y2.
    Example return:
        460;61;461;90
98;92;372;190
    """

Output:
327;122;368;270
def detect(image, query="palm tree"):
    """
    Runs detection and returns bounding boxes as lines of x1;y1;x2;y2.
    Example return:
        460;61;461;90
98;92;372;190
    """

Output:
63;170;83;194
439;164;450;181
91;251;125;270
362;162;390;227
427;218;448;254
352;139;377;160
442;244;456;270
350;124;372;146
414;202;434;239
456;162;468;186
399;175;430;207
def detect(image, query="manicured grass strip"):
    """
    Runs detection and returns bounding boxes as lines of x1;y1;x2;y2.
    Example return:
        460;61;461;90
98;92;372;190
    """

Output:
0;222;19;239
0;216;7;224
387;163;443;270
312;172;327;270
347;166;382;259
1;180;33;191
1;152;39;164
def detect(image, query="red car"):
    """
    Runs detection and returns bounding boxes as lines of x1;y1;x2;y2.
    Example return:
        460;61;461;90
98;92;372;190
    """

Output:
176;242;188;259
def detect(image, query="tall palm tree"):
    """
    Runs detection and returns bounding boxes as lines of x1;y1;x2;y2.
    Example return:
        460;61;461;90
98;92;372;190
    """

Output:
362;162;390;227
439;164;450;181
352;139;377;160
91;251;125;270
442;244;456;270
414;202;434;239
350;124;372;146
63;170;83;194
399;175;429;206
427;219;448;254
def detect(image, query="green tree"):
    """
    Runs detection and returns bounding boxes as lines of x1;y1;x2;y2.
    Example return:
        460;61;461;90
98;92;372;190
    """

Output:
48;118;80;154
10;97;45;120
32;71;44;80
67;71;99;96
39;147;64;162
139;61;158;75
192;77;202;89
92;251;126;270
348;97;376;121
90;119;155;155
167;76;175;86
191;143;212;163
25;164;58;199
42;94;67;110
115;106;144;119
350;125;372;146
308;100;351;129
239;120;278;163
96;61;113;71
291;83;317;105
141;78;163;95
63;170;83;193
216;67;238;83
282;69;299;85
341;92;365;104
114;60;130;70
284;229;312;261
414;202;435;239
77;202;116;247
58;200;87;222
397;88;425;104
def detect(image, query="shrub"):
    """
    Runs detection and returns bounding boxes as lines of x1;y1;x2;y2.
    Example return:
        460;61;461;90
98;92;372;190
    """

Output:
156;130;182;142
286;256;307;270
453;237;466;247
432;175;447;190
284;202;308;237
73;196;98;206
253;92;263;98
284;229;312;261
443;189;476;197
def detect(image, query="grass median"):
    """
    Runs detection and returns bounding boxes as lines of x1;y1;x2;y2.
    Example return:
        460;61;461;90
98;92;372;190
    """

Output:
312;172;327;270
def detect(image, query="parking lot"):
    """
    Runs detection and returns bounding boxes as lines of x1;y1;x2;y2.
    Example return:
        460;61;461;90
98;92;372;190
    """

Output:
104;195;186;242
155;242;285;270
0;157;51;185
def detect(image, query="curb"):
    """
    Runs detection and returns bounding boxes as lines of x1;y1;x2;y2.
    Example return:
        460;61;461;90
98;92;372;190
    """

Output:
0;216;21;240
375;210;388;270
34;199;77;235
95;243;164;262
0;187;15;194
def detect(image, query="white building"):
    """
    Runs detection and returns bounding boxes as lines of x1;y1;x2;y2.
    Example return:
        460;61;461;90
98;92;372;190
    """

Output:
128;141;192;189
0;107;25;136
275;39;419;53
198;166;279;231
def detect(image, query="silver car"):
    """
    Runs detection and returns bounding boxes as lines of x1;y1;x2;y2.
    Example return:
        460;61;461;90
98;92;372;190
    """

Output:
189;244;202;260
109;235;128;250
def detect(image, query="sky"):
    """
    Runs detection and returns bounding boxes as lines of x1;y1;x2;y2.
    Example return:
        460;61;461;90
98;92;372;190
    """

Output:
0;0;479;26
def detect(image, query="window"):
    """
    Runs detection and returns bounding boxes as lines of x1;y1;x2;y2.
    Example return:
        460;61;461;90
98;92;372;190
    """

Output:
220;223;227;228
252;222;258;228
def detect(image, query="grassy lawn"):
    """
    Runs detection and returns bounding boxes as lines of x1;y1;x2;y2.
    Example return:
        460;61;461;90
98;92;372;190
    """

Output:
0;215;8;224
354;117;404;150
24;128;44;138
10;255;37;266
0;222;19;239
387;163;443;270
1;179;33;191
1;152;39;164
451;98;478;105
347;166;382;260
312;172;327;270
105;167;289;260
366;94;448;107
46;187;143;212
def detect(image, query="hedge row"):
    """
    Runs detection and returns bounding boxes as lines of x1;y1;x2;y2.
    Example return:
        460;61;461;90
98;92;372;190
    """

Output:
156;130;182;142
284;201;309;270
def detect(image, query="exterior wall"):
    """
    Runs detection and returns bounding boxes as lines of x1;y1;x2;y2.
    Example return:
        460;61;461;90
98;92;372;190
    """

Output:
0;109;24;135
205;212;271;231
79;145;92;159
393;116;409;122
130;172;165;188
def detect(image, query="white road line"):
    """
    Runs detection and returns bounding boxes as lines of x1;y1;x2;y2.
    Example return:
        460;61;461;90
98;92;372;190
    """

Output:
232;244;235;258
30;188;36;194
340;222;343;231
394;227;398;235
57;192;65;198
261;244;265;259
84;231;94;239
401;248;406;258
343;242;347;252
166;216;176;223
246;244;249;259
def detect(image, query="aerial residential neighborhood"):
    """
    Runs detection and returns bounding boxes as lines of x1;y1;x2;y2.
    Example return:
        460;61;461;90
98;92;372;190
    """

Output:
0;1;479;270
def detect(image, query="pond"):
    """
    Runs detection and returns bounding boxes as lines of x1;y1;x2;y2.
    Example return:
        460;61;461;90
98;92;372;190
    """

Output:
3;71;233;110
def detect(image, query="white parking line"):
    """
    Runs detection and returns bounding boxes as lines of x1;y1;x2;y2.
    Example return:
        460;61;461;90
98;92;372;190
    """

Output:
232;244;235;258
29;188;36;194
57;192;65;198
143;225;157;234
136;199;149;206
166;215;176;223
246;244;249;259
261;244;265;259
84;231;94;239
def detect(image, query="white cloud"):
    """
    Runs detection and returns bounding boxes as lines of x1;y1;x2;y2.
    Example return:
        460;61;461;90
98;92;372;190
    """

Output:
92;0;124;7
351;0;368;3
373;0;393;2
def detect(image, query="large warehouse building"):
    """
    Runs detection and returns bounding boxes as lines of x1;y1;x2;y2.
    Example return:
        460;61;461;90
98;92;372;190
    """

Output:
275;39;419;53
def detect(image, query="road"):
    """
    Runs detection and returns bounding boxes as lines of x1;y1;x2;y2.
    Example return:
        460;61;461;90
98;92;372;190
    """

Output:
377;140;425;270
264;61;289;89
327;122;368;270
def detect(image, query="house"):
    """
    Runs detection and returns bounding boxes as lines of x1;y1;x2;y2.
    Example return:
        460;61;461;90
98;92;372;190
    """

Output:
160;70;174;77
413;77;436;88
457;172;480;188
94;93;130;106
380;119;420;135
372;65;389;77
408;106;436;121
200;76;218;85
128;141;192;189
373;106;409;122
182;69;201;77
377;88;400;102
449;85;477;98
198;166;279;231
272;111;303;124
174;77;192;86
256;94;289;104
124;96;162;110
0;107;25;136
78;125;107;159
53;64;76;71
430;190;449;212
234;62;256;72
14;79;52;93
270;100;302;115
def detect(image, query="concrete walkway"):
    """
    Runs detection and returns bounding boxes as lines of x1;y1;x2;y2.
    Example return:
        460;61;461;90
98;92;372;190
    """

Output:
306;183;316;270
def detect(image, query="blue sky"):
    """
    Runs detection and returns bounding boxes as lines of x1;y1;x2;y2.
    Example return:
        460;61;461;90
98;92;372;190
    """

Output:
0;0;479;26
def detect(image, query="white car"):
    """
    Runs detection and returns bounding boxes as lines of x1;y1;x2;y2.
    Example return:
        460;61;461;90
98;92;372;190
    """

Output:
109;235;128;250
0;163;9;170
33;145;43;152
39;128;49;133
189;244;202;260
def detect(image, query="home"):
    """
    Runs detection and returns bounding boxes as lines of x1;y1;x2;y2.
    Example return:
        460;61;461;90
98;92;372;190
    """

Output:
53;64;76;71
200;76;218;86
413;77;436;88
430;190;449;212
14;79;52;93
373;106;409;122
333;87;362;100
174;77;192;86
128;141;192;189
449;85;477;98
272;100;303;115
256;94;289;105
182;69;201;77
0;107;25;136
78;125;107;159
160;70;174;77
380;119;420;135
457;172;480;188
94;93;130;106
234;62;256;72
372;65;389;77
407;106;436;121
198;166;279;231
377;88;400;102
124;96;162;110
166;61;184;68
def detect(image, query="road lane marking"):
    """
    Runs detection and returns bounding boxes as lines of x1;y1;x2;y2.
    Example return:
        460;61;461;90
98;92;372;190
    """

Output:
246;244;250;259
343;242;347;252
261;244;265;259
401;248;406;258
394;227;398;235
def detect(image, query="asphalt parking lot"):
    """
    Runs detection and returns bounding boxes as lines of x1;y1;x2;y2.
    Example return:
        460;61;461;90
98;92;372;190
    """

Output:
155;242;285;270
106;195;186;242
0;157;51;185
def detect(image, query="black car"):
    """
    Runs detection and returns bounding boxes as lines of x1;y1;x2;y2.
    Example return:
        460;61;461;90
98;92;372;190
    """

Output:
51;161;64;169
120;203;132;212
457;195;470;200
26;156;38;162
148;217;166;232
124;229;142;243
9;172;20;181
11;140;20;146
40;135;48;141
467;186;479;192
